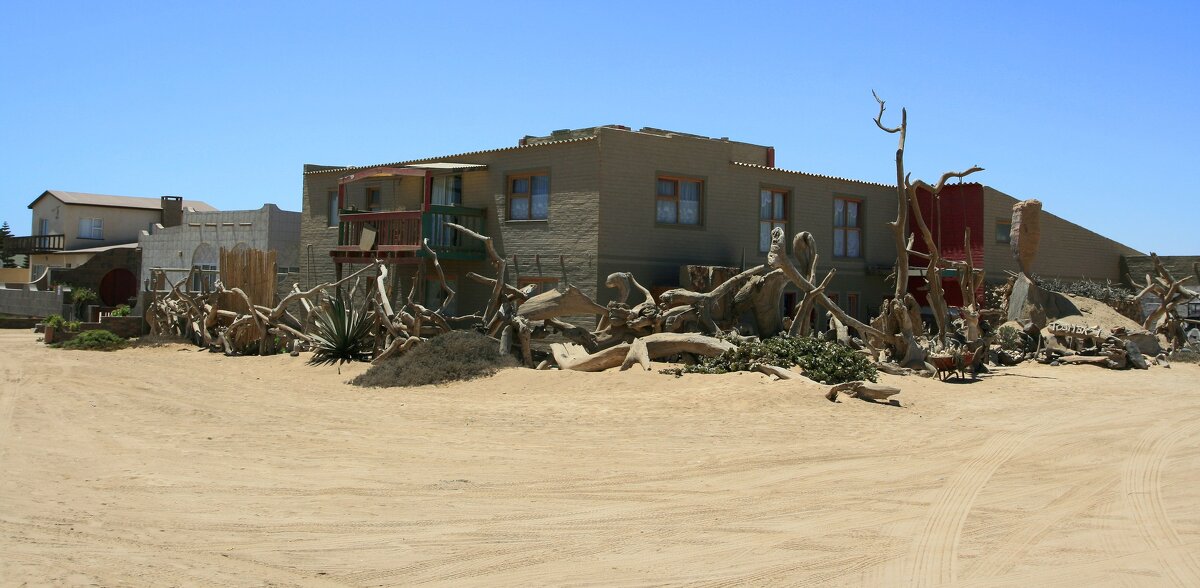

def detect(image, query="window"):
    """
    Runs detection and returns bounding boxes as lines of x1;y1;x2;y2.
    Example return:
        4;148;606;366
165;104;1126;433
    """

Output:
191;264;217;292
508;173;549;220
759;188;788;252
38;218;49;235
656;176;703;225
833;198;861;258
365;187;382;211
995;220;1012;243
327;191;339;227
845;293;859;320
517;276;559;295
431;174;463;206
78;217;103;240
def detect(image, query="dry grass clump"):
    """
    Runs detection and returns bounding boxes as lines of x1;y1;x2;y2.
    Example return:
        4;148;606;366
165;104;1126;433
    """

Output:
351;331;517;388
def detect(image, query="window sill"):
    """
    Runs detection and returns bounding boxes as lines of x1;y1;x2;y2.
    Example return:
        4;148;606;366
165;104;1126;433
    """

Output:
77;237;105;240
504;219;549;224
654;223;705;231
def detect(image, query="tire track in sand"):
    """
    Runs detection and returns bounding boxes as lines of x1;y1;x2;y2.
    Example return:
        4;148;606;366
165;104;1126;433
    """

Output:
904;429;1033;587
1122;419;1200;587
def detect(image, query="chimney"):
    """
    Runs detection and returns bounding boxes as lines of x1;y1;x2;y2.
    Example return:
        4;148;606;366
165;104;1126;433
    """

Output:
160;196;183;228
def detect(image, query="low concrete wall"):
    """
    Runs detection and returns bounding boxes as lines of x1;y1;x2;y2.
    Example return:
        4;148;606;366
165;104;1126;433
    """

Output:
0;288;67;318
99;315;146;338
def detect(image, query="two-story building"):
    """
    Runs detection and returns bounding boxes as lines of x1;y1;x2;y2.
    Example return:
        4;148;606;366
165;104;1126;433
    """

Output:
298;126;1142;323
10;191;215;305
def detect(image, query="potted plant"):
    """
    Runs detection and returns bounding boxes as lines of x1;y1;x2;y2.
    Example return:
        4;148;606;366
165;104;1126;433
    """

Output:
69;286;98;321
43;314;64;343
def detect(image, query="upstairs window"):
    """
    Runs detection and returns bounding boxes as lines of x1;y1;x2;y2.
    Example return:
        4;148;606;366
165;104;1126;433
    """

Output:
656;176;703;225
833;197;861;258
365;187;382;211
78;217;103;240
39;218;49;235
759;188;788;252
508;173;549;220
432;174;463;206
327;190;339;227
995;219;1012;243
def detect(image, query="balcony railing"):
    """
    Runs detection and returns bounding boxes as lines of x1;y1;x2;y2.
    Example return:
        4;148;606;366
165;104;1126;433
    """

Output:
4;234;65;254
334;206;486;262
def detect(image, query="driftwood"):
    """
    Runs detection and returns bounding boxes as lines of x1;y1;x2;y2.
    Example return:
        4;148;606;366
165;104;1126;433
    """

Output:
550;333;735;372
825;381;902;403
517;285;607;321
1130;253;1198;348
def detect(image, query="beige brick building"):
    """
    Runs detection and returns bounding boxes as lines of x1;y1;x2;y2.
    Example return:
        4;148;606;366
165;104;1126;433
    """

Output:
298;126;1141;324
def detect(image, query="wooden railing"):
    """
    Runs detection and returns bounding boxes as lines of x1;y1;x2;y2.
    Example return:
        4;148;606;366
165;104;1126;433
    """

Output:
335;207;486;261
5;234;65;253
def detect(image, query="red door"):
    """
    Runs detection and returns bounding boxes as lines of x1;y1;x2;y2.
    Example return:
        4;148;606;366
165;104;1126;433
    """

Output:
99;268;137;306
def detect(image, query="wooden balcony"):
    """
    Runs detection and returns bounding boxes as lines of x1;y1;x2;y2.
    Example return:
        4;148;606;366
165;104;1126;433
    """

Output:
5;234;65;254
332;206;486;264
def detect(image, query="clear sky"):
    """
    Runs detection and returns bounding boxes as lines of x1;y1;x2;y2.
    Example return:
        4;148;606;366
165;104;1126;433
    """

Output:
1;1;1196;256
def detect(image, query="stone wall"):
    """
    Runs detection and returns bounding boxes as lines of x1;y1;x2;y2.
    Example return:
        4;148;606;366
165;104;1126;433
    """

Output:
0;287;67;318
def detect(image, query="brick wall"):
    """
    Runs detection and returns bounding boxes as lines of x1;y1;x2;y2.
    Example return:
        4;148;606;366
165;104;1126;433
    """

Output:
299;138;603;325
982;187;1142;282
0;287;67;318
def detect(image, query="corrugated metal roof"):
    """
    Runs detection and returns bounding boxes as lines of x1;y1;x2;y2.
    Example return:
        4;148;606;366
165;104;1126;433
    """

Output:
730;161;895;189
31;190;217;212
303;136;596;175
405;162;488;171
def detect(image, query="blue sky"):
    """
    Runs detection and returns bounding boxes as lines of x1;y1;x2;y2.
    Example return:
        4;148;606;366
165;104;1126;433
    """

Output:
1;1;1196;256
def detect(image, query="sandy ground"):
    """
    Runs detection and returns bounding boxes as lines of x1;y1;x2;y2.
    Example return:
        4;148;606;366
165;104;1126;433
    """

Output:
2;331;1199;587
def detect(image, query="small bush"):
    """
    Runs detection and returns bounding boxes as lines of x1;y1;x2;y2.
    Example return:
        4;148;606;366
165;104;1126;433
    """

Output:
44;314;65;329
60;329;127;351
672;335;877;384
996;326;1024;352
110;304;131;317
65;320;81;332
309;291;375;365
352;331;517;388
70;286;98;319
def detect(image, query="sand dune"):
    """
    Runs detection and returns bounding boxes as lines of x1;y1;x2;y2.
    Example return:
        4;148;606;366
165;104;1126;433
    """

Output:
2;330;1198;586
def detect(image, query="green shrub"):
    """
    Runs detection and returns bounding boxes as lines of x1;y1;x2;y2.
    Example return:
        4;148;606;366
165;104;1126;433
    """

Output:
352;331;517;388
672;335;877;384
65;320;82;331
70;286;98;319
110;304;131;317
996;326;1023;352
308;291;375;365
60;329;127;351
44;314;65;329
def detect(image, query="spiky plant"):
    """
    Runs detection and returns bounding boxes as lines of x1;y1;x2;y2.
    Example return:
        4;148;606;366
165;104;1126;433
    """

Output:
308;291;376;365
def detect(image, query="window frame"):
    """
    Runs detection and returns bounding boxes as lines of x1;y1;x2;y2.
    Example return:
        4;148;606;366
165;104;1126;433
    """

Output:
78;217;103;240
506;171;550;221
365;186;382;212
759;186;789;253
995;219;1012;244
326;190;339;228
431;174;463;206
655;174;705;227
832;196;863;259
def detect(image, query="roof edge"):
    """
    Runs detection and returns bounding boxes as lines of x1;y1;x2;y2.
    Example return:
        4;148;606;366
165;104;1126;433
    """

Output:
303;135;597;176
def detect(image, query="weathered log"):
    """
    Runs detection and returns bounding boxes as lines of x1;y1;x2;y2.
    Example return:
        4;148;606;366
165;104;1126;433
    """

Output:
517;285;606;321
551;333;735;372
826;381;901;403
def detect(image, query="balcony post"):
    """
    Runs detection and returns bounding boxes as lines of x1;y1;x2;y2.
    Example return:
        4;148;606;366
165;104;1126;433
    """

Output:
423;171;432;212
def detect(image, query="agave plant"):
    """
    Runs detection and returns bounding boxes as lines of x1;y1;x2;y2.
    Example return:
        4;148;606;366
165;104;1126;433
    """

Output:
308;290;376;365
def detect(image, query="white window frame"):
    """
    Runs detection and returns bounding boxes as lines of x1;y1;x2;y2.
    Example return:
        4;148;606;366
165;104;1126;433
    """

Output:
78;217;103;240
